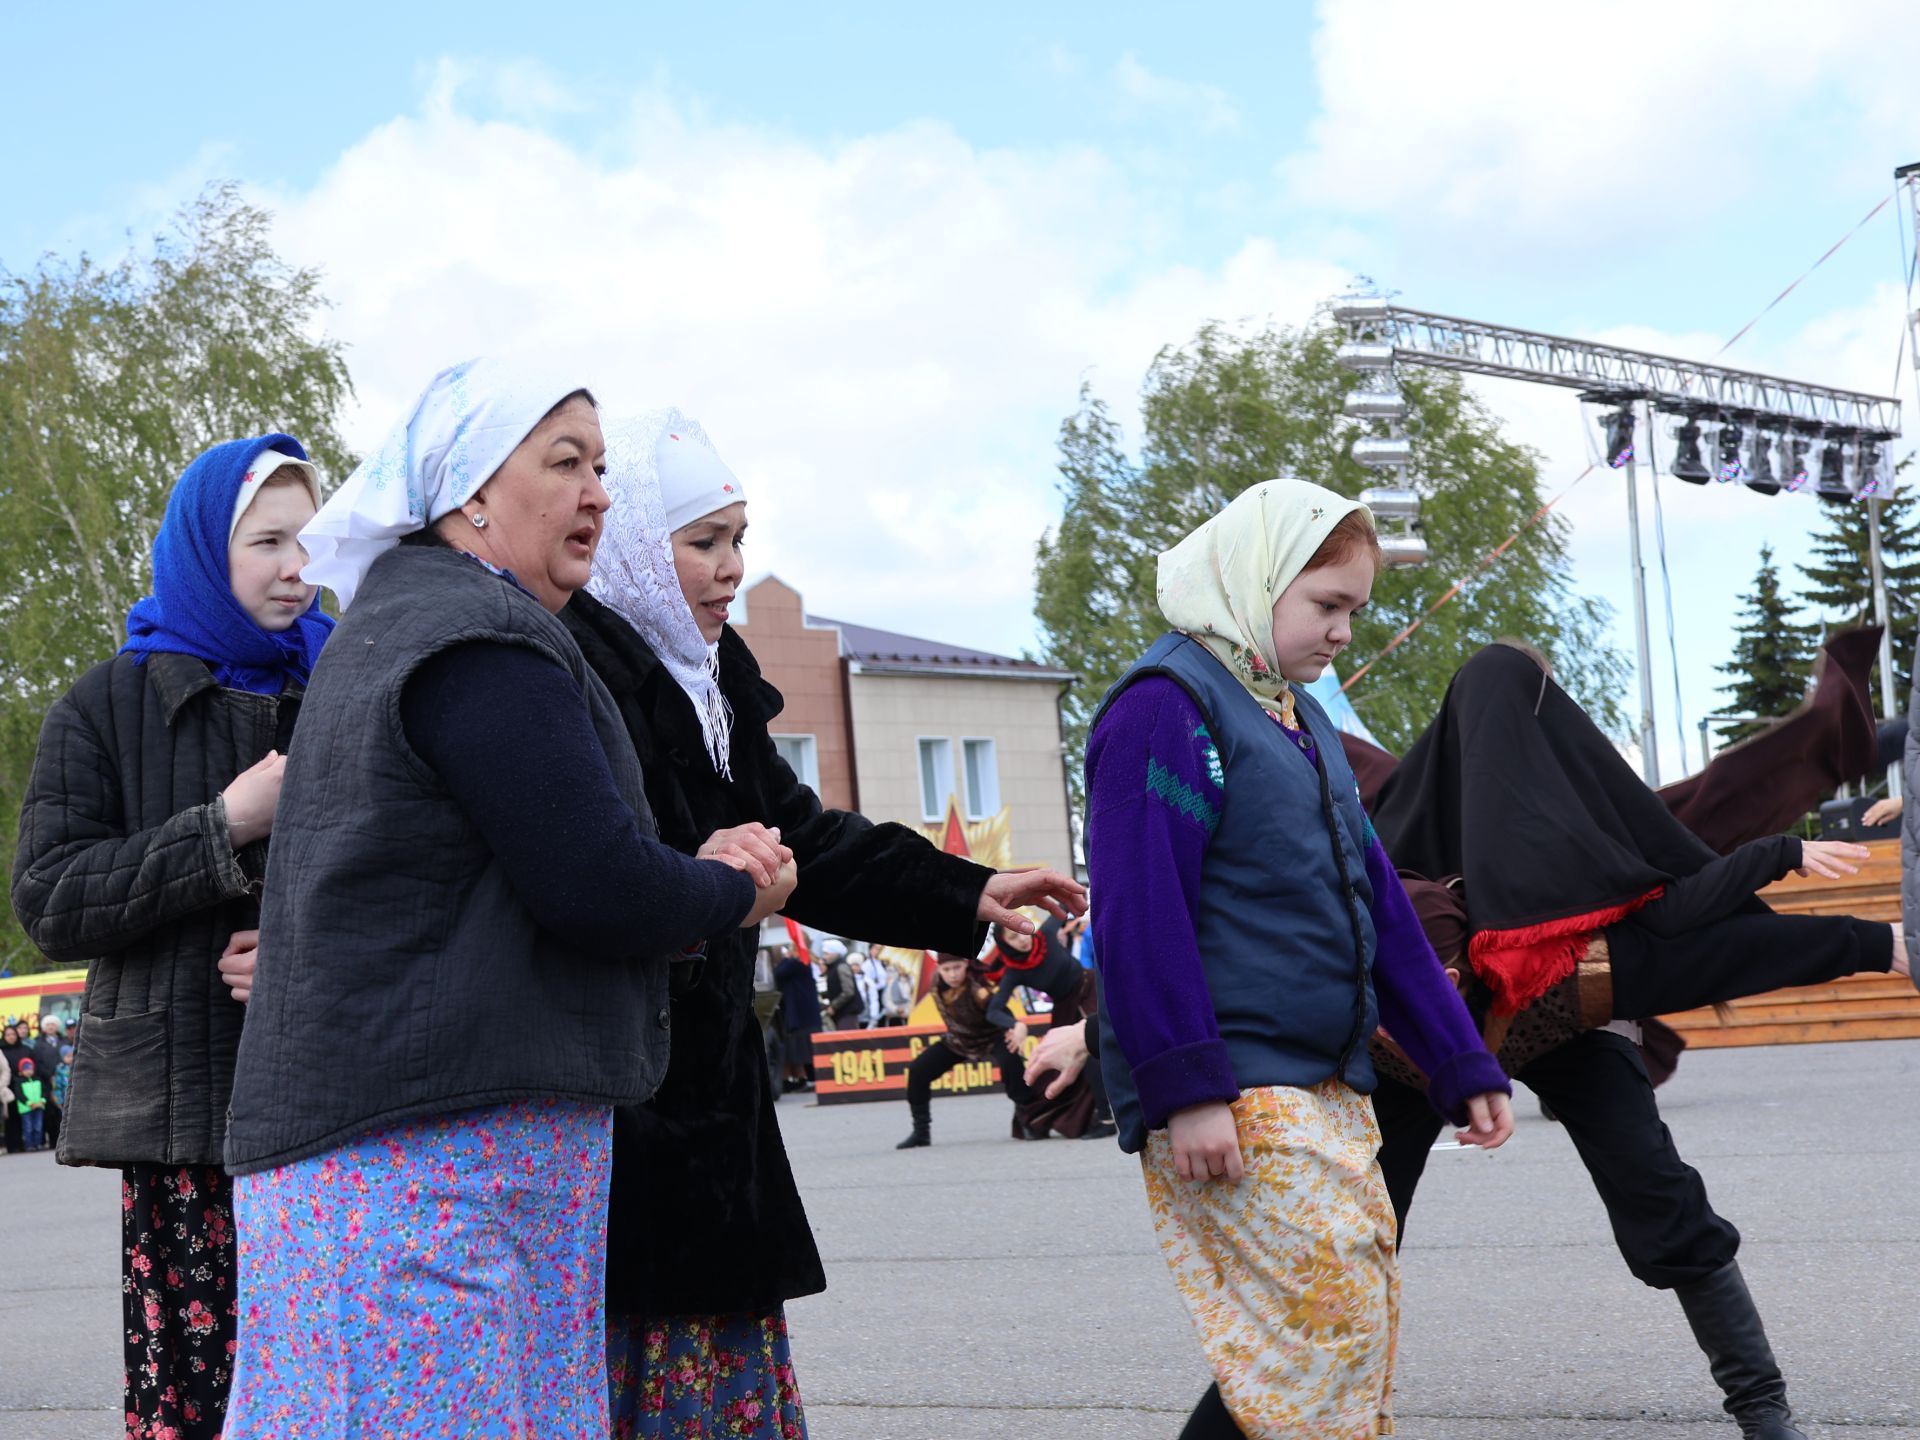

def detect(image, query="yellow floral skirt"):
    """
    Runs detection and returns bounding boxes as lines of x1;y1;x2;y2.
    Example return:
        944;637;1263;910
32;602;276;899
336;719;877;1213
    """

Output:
1140;1081;1399;1439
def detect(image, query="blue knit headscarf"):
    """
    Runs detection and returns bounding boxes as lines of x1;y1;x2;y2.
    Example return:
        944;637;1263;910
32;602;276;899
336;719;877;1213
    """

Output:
121;434;335;694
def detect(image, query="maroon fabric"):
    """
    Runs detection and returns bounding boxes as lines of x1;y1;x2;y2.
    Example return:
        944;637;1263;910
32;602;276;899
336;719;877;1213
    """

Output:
1401;873;1468;968
1657;625;1883;853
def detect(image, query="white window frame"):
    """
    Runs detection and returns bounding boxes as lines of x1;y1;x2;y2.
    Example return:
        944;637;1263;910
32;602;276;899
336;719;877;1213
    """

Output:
961;736;1001;820
769;733;820;793
916;736;954;821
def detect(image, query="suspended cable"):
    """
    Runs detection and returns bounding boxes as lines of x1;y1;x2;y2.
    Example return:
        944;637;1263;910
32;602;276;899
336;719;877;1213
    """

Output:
1715;193;1894;359
1338;465;1596;693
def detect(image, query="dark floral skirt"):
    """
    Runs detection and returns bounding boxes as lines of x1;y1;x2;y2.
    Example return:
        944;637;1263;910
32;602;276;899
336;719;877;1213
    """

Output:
606;1307;805;1438
122;1163;239;1440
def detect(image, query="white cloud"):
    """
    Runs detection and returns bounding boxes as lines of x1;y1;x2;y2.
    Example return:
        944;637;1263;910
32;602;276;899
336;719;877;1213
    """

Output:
261;83;1344;657
1283;0;1920;247
1111;53;1240;133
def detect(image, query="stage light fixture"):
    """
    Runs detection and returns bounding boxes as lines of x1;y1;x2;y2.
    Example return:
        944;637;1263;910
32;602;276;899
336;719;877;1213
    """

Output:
1716;418;1746;482
1603;409;1635;468
1342;384;1409;421
1858;435;1890;497
1351;435;1412;468
1745;429;1780;496
1669;418;1711;483
1782;434;1812;492
1816;435;1853;503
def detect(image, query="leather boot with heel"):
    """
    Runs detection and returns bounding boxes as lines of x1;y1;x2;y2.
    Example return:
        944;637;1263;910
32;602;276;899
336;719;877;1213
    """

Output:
895;1120;930;1150
1673;1261;1808;1439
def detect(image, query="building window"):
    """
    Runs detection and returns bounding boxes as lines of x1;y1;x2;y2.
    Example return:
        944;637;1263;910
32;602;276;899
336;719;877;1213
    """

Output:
917;737;953;820
770;734;819;792
962;738;1000;820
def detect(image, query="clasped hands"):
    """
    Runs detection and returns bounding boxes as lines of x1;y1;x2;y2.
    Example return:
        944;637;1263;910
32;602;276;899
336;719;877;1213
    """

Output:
696;824;798;927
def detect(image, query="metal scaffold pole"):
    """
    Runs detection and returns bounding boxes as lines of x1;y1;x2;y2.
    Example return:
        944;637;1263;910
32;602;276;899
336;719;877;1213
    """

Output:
1621;448;1660;785
1889;160;1920;799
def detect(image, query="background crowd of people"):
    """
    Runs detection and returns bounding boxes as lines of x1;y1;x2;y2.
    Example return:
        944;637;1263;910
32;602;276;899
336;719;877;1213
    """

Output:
1;1014;70;1154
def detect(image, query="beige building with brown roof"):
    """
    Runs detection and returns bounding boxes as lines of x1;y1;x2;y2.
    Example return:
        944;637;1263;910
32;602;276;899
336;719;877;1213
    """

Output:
733;576;1075;874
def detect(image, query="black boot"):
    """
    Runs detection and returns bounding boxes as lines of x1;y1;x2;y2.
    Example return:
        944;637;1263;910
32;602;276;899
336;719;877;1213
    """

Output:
1674;1262;1807;1439
895;1119;930;1150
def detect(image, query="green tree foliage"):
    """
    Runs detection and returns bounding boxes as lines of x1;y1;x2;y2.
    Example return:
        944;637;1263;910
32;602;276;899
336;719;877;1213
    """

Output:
1715;543;1817;744
0;185;354;973
1796;466;1920;703
1034;320;1629;794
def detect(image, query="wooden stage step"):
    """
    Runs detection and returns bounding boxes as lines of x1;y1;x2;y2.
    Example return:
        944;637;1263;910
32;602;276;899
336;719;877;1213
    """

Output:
1660;838;1920;1048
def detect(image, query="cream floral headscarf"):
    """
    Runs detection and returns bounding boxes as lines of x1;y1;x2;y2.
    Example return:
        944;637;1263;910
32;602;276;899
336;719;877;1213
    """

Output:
1156;478;1369;727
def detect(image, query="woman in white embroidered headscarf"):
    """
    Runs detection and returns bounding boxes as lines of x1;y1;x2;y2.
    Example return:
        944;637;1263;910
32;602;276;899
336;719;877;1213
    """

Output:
221;363;799;1440
561;409;1089;1440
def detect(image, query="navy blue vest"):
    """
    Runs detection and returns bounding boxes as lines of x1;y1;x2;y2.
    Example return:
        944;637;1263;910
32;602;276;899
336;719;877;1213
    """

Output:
1091;633;1379;1152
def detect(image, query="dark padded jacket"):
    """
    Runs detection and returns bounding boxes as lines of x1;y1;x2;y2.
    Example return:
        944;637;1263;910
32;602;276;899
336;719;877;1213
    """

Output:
11;652;295;1167
226;546;704;1174
563;589;992;1316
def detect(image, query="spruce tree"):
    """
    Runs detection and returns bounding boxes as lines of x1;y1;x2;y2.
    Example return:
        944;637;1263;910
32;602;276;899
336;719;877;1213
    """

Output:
1717;544;1817;744
1797;469;1920;703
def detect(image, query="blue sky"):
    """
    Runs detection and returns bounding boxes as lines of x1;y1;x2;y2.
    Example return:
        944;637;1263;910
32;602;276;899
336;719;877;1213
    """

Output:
8;0;1920;780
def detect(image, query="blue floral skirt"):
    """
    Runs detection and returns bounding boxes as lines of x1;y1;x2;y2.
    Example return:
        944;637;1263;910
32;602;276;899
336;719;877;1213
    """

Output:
606;1308;806;1439
225;1098;613;1439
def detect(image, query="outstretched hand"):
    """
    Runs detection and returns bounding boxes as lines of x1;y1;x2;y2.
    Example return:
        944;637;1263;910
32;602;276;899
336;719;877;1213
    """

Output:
1023;1018;1089;1098
977;868;1088;933
1796;840;1871;880
1863;795;1904;827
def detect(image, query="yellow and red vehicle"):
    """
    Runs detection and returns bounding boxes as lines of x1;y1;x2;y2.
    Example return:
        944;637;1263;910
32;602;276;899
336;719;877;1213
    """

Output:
0;968;86;1037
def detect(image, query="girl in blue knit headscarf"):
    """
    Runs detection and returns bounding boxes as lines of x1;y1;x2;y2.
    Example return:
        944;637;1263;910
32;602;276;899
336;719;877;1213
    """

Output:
122;434;334;692
13;432;334;1440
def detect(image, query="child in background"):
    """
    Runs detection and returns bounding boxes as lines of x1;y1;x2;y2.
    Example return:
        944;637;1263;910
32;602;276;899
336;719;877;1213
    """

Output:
53;1045;73;1116
14;1056;46;1150
1086;480;1514;1438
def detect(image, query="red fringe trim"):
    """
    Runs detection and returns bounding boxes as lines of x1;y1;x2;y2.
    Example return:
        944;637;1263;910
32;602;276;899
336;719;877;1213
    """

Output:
1469;887;1665;1015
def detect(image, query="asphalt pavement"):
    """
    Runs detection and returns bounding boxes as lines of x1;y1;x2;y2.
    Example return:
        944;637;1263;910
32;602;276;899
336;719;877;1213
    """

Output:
3;1038;1916;1439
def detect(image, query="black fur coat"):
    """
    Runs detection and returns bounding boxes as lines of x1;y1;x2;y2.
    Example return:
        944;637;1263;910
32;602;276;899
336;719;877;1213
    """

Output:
563;591;990;1317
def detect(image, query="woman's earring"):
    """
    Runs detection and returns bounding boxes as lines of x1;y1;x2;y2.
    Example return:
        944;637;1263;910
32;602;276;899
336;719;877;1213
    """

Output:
470;511;489;530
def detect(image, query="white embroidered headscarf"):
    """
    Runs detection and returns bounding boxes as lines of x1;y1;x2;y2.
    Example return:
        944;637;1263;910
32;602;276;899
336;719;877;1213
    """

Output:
589;409;742;777
1156;478;1370;725
301;357;591;608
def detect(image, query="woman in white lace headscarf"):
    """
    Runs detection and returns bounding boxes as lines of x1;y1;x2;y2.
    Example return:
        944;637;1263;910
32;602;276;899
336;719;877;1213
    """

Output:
561;410;1089;1440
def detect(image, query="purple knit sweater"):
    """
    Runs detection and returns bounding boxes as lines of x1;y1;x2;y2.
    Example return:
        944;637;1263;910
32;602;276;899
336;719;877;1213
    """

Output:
1086;676;1509;1130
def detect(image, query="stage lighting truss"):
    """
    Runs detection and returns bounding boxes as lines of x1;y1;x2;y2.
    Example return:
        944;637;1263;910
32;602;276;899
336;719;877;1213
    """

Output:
1336;333;1428;568
1331;298;1901;504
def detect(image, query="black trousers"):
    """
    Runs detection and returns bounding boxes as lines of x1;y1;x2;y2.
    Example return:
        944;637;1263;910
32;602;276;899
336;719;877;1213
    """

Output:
905;1038;1035;1123
1609;911;1889;1019
1374;1029;1739;1289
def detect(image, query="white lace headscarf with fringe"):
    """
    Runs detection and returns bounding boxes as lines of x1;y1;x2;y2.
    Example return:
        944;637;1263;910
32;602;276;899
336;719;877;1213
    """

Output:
589;410;740;777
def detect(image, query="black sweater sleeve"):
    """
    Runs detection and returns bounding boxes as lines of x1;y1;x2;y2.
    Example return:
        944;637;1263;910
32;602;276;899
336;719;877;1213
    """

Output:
1631;835;1804;936
403;642;755;953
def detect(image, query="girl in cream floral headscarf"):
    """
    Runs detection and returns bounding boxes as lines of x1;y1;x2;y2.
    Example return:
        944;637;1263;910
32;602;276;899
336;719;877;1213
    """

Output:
1084;477;1513;1438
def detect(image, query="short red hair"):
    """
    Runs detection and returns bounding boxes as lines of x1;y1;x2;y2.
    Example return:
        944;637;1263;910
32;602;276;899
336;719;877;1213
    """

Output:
1303;508;1384;574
